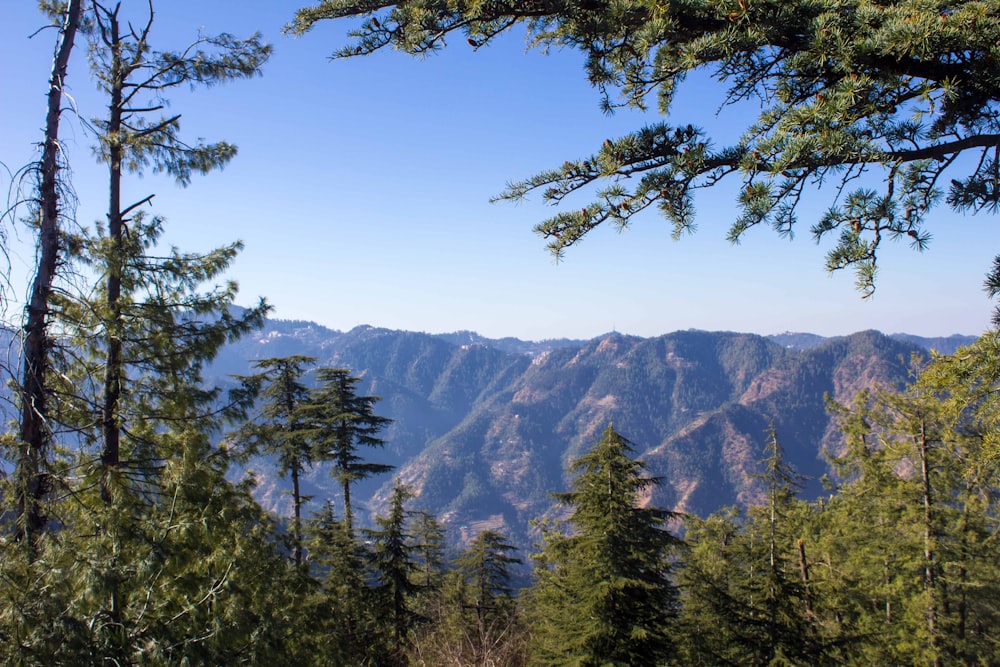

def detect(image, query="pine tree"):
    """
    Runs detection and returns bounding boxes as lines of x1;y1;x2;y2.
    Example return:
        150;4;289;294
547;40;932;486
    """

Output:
303;500;382;665
410;529;528;667
675;507;748;665
913;333;1000;665
1;4;313;664
678;427;832;666
366;480;421;666
2;3;281;661
79;0;269;507
289;1;1000;315
33;6;271;650
821;338;1000;665
528;424;681;666
302;367;393;535
10;0;84;553
411;509;447;591
232;355;316;566
751;425;815;662
457;530;524;667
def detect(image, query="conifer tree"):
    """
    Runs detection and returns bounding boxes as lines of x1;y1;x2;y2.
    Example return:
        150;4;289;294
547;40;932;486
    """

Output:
2;4;307;663
823;344;1000;666
411;509;447;591
457;530;524;666
675;507;747;664
289;1;1000;315
304;500;382;665
302;367;393;535
528;424;681;666
410;529;528;667
232;355;316;566
751;425;814;661
10;0;84;553
2;3;281;660
457;530;520;619
366;480;421;666
78;0;269;506
679;427;832;666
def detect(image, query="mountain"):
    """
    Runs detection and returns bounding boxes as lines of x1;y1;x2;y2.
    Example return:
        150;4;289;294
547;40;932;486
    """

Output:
886;332;980;355
767;330;977;353
207;319;956;550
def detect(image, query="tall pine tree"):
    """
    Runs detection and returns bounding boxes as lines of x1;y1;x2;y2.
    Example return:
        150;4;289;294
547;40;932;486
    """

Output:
10;0;84;554
366;480;421;667
528;424;681;666
232;355;316;566
302;367;392;535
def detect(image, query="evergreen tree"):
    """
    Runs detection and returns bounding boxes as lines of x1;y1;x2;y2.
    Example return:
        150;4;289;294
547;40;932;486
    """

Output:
78;0;269;505
528;424;681;666
676;507;748;665
822;344;1000;666
10;0;84;553
232;355;316;566
303;500;383;665
290;1;1000;315
410;529;528;667
365;480;421;666
1;4;310;664
457;530;520;619
2;3;282;661
410;509;447;591
678;427;833;666
302;367;393;535
457;530;524;667
750;425;815;662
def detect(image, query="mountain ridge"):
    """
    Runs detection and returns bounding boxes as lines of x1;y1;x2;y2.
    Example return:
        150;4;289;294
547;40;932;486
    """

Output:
206;318;977;550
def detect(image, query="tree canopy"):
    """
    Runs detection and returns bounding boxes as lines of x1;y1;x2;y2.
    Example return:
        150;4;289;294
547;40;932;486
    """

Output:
289;0;1000;310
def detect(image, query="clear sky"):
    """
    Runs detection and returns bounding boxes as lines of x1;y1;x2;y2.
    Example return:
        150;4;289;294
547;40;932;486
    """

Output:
4;2;999;341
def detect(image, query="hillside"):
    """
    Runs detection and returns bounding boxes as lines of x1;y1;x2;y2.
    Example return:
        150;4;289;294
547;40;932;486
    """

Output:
205;319;968;548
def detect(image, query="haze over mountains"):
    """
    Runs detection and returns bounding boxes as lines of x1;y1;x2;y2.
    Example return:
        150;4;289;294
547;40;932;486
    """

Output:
208;317;976;548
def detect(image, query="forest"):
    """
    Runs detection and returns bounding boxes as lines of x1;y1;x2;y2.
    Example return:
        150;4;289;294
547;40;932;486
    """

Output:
3;1;1000;665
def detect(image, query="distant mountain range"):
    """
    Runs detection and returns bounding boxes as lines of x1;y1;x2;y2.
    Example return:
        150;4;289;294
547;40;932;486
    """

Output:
206;318;977;549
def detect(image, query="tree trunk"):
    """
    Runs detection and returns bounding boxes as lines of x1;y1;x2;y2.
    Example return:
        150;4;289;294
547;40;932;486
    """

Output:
342;474;353;537
292;462;303;566
100;6;124;505
17;0;83;551
798;538;813;619
917;419;941;667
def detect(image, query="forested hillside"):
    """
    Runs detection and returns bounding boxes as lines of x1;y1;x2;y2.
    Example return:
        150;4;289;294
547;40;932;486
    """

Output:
210;320;946;549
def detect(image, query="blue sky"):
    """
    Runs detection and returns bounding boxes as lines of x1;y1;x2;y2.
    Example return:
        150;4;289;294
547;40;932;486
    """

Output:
4;2;999;341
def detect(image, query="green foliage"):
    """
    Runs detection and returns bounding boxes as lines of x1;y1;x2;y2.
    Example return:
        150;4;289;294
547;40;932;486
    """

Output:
528;424;681;666
409;530;528;667
456;530;522;616
820;338;1000;665
11;7;1000;663
300;367;393;533
365;480;423;666
88;2;270;186
303;501;386;665
289;0;1000;309
678;428;835;666
0;427;306;666
411;509;448;591
0;4;299;664
231;355;315;565
676;338;1000;665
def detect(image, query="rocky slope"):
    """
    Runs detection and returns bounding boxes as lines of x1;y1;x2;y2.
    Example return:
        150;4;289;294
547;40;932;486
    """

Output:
207;320;970;548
